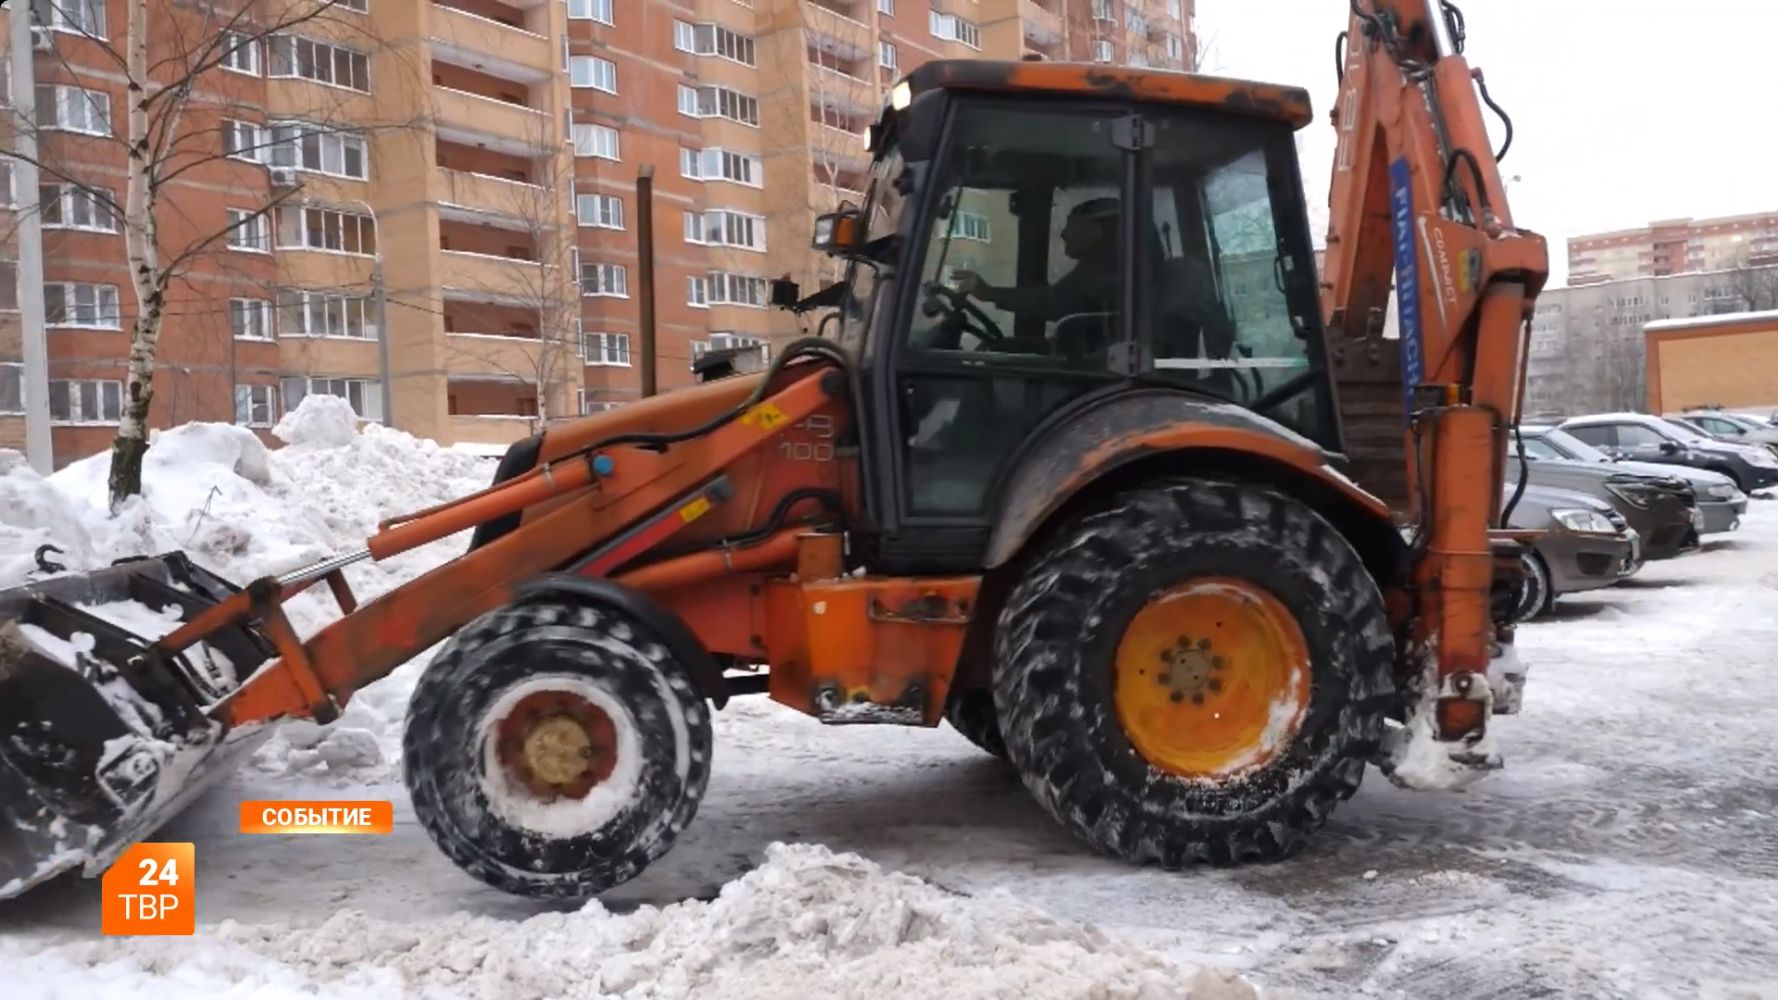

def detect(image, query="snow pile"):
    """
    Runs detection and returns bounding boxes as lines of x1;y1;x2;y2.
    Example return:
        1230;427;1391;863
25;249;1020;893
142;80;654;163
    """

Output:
0;396;498;779
5;844;1258;1000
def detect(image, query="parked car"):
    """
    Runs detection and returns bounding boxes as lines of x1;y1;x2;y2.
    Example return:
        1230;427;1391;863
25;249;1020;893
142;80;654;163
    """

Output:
1559;412;1778;493
1673;410;1778;452
1507;431;1700;558
1505;483;1642;622
1520;424;1746;534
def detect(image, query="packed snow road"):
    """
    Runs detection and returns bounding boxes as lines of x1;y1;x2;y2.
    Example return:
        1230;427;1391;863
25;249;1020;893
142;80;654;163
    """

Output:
4;412;1777;997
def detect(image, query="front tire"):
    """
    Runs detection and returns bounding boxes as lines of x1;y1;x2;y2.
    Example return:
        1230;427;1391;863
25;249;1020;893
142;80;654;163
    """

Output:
993;478;1395;866
943;686;1008;760
404;599;713;898
1512;552;1552;622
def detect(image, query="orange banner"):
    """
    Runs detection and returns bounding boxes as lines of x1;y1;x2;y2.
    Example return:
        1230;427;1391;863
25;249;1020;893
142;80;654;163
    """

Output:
239;800;394;835
103;843;195;936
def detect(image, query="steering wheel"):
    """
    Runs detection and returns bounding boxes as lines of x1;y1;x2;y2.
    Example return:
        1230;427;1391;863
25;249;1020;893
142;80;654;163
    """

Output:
921;281;1007;345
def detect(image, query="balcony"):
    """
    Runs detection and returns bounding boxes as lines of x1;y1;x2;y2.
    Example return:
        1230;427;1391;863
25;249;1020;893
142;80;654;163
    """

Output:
809;124;871;175
1020;0;1063;46
429;2;553;81
444;333;548;378
435;168;547;227
434;87;555;154
439;249;553;299
805;1;871;63
809;64;875;118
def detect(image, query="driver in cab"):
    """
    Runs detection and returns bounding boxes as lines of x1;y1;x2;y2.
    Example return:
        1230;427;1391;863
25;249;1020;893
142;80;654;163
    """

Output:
951;197;1120;327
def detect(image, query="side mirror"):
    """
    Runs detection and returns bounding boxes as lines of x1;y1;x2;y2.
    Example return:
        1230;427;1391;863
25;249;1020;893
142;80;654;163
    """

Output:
1658;441;1681;456
811;209;865;255
769;277;801;310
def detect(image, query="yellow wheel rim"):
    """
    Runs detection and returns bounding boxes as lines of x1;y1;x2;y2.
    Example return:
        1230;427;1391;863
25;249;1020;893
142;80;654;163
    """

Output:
1112;577;1311;779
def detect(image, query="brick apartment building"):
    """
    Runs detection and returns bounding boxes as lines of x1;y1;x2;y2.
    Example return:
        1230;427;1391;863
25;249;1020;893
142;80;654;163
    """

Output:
1568;210;1778;286
3;0;1194;467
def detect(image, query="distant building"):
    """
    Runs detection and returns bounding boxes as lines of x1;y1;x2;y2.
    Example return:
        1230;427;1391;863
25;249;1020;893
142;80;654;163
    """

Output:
1643;310;1778;413
1524;265;1778;418
1568;211;1778;286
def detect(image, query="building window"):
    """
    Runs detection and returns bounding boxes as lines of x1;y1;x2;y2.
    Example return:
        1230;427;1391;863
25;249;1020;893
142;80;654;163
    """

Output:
954;210;990;242
1164;33;1185;62
225;209;271;252
673;21;756;66
568;0;613;23
707;271;766;307
39;184;117;232
0;365;23;415
581;331;631;366
576;193;624;229
0;262;15;310
222;120;265;161
571;123;620;160
1092;39;1114;62
277;289;377;339
49;379;123;425
230;298;273;340
267;122;369;179
569;55;617;92
929;12;980;48
680;147;761;187
879;41;898;71
686;275;708;307
683;209;766;251
1166;0;1183;16
220;31;260;75
275;205;377;254
690;333;769;368
877;0;894;12
681;86;759;126
267;36;370;92
0;160;12;207
580;262;628;297
44;282;121;328
281;376;382;421
31;0;106;38
235;385;278;427
35;85;111;136
1091;0;1114;19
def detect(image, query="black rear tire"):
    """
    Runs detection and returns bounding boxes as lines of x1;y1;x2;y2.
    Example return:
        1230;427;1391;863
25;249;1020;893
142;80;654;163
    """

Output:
1512;552;1553;622
943;686;1008;760
404;599;712;898
993;478;1395;866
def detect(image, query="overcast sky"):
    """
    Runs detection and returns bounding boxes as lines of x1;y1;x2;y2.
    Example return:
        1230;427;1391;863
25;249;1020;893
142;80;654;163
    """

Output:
1196;0;1778;287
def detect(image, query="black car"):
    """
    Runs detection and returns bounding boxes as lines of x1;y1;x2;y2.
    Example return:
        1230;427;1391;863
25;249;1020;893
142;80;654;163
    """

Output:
1507;431;1700;559
1559;412;1778;493
1520;424;1746;535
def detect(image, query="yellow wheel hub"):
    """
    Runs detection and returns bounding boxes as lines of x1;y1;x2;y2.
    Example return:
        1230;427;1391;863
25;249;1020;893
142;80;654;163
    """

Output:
1113;577;1311;779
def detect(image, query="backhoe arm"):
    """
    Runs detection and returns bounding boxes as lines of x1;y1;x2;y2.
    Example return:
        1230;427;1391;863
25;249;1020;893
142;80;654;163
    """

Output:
1320;1;1548;755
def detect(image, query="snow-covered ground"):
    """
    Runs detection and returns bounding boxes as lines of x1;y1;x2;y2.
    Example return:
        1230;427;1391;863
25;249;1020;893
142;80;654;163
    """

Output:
4;404;1778;998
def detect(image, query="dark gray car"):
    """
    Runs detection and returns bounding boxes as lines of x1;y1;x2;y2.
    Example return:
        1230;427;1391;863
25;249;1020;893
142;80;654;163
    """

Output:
1508;432;1700;559
1505;483;1642;621
1521;424;1746;533
1559;412;1778;493
1674;411;1778;452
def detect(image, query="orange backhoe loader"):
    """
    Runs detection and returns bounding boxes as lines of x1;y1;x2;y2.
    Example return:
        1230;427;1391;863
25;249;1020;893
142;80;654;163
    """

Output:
0;0;1545;899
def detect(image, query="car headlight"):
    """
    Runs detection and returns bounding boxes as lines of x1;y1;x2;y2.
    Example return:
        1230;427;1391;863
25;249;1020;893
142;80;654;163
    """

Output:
1603;481;1658;508
1708;483;1738;499
1552;507;1615;533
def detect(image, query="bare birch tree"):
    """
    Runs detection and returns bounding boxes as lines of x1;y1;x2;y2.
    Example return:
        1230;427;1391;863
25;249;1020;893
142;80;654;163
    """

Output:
6;0;414;507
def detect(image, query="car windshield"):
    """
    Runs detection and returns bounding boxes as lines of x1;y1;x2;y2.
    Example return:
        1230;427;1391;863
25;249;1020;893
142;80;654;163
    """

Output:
1536;427;1613;463
1657;418;1711;443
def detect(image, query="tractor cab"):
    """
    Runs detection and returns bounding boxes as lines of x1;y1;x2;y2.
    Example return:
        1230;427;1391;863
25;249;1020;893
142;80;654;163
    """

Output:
781;61;1342;572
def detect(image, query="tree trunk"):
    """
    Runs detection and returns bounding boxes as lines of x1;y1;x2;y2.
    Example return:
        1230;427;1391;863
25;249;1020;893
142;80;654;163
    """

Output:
108;0;164;510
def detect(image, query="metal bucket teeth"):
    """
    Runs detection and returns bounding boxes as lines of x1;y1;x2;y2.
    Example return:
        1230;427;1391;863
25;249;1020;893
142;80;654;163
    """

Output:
0;553;275;899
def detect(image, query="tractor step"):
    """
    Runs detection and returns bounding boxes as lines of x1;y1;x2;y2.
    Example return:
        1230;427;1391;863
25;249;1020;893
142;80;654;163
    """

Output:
0;553;274;899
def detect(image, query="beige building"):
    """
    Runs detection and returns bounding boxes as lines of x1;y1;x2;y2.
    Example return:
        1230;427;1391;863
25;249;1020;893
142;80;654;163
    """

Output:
1569;211;1778;286
5;0;1193;464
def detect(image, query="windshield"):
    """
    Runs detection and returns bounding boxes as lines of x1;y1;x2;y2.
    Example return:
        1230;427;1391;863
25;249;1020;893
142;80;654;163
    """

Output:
1657;418;1710;443
1538;427;1612;464
834;141;907;354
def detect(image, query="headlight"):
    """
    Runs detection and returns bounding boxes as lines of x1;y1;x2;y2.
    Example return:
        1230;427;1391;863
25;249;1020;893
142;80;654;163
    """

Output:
1553;508;1615;533
1603;481;1657;508
1708;483;1738;499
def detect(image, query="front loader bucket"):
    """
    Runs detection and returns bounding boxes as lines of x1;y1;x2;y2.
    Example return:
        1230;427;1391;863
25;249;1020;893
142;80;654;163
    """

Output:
0;554;274;899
